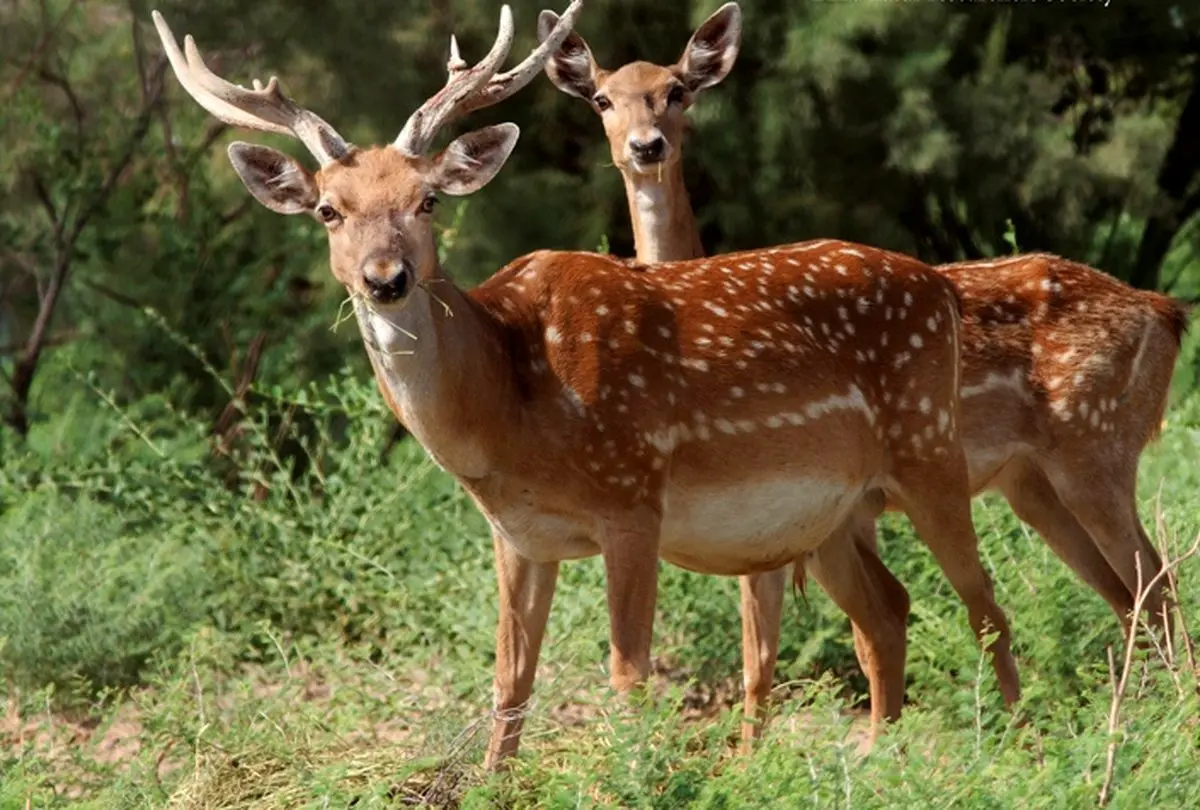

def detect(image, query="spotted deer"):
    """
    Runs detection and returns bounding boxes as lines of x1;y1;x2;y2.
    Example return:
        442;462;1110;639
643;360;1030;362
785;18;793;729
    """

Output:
153;3;1022;771
540;0;1192;746
539;0;805;741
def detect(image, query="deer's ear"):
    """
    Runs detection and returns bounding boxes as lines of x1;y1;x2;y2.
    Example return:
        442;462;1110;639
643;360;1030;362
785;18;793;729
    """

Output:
425;123;520;197
539;10;600;101
676;2;742;93
227;142;319;215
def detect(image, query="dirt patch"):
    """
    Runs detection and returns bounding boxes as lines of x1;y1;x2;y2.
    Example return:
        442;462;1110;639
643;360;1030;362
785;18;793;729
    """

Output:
2;691;178;795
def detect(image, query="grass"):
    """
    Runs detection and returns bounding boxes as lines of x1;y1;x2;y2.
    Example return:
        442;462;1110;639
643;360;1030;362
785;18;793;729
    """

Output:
2;350;1200;808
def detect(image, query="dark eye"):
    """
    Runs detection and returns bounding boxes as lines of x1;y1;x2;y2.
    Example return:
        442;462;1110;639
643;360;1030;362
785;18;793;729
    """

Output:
593;94;612;112
667;85;685;105
419;195;438;214
316;203;340;223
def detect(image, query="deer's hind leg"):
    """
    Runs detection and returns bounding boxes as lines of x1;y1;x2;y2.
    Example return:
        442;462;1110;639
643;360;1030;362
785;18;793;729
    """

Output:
887;446;1022;707
805;512;911;749
1041;453;1171;639
993;458;1137;628
739;567;787;749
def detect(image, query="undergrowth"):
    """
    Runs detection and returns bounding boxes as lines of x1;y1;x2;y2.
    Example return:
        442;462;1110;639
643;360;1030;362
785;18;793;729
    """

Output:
1;314;1199;808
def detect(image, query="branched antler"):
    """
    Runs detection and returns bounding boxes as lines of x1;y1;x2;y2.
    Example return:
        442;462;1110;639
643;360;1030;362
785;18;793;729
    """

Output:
151;10;349;167
393;1;585;156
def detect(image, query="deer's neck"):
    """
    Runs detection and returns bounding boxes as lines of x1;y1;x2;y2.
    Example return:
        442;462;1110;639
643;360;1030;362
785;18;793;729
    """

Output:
623;160;704;263
353;275;515;481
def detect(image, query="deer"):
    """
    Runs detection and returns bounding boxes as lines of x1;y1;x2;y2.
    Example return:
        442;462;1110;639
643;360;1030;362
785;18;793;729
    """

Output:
539;0;1192;747
152;2;1024;772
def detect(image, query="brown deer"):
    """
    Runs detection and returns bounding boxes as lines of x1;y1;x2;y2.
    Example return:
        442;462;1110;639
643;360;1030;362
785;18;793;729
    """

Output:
538;1;800;742
540;0;1191;746
152;3;1022;771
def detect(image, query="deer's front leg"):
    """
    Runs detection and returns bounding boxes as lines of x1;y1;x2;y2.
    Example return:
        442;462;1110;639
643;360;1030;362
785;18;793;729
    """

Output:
485;532;559;771
602;526;660;693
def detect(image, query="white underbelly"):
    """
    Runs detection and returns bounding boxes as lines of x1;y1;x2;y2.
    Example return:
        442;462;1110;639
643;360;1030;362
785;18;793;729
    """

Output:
659;476;862;574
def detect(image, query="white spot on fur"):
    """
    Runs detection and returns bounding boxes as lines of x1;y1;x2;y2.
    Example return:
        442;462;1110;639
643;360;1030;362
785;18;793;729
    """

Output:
961;368;1028;400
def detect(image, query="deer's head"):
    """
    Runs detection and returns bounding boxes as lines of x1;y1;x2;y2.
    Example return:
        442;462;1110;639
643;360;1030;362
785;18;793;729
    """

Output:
539;2;740;176
153;3;583;308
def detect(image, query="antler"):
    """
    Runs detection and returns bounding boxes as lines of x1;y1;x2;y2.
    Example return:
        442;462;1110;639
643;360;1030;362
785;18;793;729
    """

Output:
151;10;349;167
393;0;585;157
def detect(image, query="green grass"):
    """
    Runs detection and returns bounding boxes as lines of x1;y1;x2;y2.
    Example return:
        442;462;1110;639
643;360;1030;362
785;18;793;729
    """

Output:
2;369;1199;808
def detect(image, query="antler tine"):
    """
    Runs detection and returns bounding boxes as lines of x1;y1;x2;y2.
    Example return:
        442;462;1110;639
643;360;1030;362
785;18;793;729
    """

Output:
151;10;349;167
448;35;468;73
393;4;520;156
454;0;585;119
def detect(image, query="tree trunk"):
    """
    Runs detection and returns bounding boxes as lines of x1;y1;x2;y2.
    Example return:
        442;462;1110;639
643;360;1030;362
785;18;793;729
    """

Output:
5;252;69;437
1130;63;1200;291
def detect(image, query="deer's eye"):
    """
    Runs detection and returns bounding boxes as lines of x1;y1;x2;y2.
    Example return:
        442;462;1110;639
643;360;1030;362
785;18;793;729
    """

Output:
667;85;685;105
593;94;612;112
316;203;341;224
419;195;438;215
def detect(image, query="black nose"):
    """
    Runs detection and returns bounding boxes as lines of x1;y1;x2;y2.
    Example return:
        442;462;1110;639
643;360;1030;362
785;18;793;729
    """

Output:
364;264;411;304
630;136;666;163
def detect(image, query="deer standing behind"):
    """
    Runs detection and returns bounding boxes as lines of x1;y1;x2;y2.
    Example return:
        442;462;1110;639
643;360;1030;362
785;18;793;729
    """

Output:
540;0;1192;745
152;2;1023;771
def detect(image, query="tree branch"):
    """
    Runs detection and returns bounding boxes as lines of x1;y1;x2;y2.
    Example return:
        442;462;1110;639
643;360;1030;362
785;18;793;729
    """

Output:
129;2;148;103
184;121;231;172
5;55;168;435
219;198;254;228
34;67;85;149
0;332;76;356
66;56;167;246
78;278;145;311
30;171;61;237
1;0;81;103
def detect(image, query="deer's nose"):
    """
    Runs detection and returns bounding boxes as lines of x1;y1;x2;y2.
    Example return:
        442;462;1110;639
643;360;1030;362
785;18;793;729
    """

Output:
629;136;666;163
363;260;413;304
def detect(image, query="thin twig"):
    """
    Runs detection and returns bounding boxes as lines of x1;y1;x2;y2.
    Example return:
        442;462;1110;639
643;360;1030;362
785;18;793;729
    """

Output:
79;278;145;311
129;3;148;103
1158;507;1198;676
1099;532;1200;806
2;0;82;102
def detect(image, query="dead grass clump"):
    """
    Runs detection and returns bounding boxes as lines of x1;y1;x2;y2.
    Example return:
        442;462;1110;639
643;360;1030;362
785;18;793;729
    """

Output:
165;739;479;809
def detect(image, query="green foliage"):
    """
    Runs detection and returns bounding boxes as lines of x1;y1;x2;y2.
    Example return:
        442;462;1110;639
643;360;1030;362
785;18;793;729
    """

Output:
1;363;1198;805
3;1;1197;442
2;1;1200;806
1002;219;1020;255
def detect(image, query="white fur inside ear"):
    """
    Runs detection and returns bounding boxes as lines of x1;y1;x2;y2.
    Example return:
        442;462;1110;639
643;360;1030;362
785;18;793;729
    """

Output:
545;31;598;100
228;142;318;215
267;162;309;191
679;4;742;92
428;124;519;196
559;47;593;78
444;139;483;172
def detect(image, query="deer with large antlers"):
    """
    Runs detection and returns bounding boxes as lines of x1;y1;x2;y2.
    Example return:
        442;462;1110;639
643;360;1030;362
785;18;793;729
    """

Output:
153;3;1023;770
540;0;1192;746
